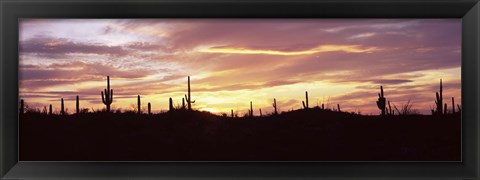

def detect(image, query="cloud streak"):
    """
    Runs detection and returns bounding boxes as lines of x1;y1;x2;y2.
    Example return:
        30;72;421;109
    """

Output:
200;45;379;56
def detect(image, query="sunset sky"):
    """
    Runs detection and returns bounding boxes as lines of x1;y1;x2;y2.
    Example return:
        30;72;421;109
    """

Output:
19;19;461;115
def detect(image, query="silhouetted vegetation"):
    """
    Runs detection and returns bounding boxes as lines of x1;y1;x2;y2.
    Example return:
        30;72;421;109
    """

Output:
185;76;195;110
272;98;278;115
19;108;460;161
434;79;444;115
60;98;65;115
18;76;461;161
76;95;80;114
376;86;386;116
302;91;309;109
101;76;113;113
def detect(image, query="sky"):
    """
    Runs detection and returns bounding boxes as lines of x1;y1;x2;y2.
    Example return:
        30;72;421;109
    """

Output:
19;19;461;115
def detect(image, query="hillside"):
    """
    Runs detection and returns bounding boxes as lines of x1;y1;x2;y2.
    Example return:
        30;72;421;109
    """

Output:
20;108;460;161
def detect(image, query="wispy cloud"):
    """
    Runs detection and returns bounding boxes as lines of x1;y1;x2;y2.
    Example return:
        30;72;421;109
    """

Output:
200;45;379;56
348;32;376;40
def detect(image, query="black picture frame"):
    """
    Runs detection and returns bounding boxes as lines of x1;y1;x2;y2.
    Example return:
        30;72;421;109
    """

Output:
1;0;479;179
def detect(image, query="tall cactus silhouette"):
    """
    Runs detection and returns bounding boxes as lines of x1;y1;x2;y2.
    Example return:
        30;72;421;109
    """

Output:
249;101;253;117
137;95;141;114
376;86;386;116
60;98;65;115
76;95;80;114
435;79;443;115
451;97;455;114
169;97;174;111
259;108;263;117
302;91;309;109
272;98;278;115
19;99;24;116
231;109;234;118
101;76;113;113
148;102;151;115
185;76;195;110
49;104;52;115
337;104;341;112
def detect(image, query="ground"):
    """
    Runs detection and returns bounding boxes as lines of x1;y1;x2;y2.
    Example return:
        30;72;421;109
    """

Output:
19;108;461;161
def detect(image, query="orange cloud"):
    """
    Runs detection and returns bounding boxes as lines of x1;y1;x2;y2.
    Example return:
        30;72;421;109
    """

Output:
200;45;379;56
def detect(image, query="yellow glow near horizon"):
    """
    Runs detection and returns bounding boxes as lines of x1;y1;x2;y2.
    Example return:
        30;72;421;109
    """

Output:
200;45;379;56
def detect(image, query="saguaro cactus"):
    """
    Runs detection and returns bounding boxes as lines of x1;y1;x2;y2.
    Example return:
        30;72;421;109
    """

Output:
60;98;65;115
249;101;253;117
148;102;151;115
185;76;195;110
259;108;263;117
76;95;80;114
337;104;341;112
376;86;386;116
451;97;455;114
231;109;234;118
19;99;24;116
49;104;52;115
302;91;309;109
137;95;141;114
272;98;278;115
101;76;113;113
169;97;174;111
435;79;443;115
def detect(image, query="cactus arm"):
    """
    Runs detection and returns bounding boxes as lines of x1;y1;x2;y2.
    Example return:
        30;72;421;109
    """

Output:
182;98;185;109
101;91;105;104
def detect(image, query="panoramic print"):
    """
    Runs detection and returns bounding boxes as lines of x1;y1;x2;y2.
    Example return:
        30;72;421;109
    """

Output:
19;19;461;161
